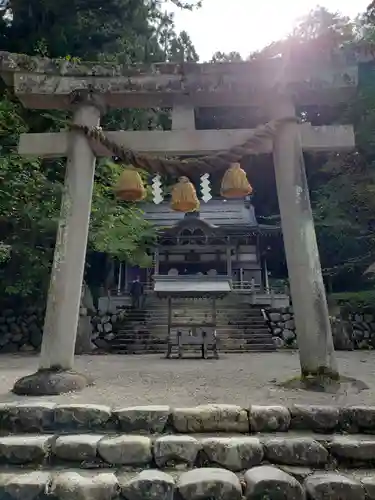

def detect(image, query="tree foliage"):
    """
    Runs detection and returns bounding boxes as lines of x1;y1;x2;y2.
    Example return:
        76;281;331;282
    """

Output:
0;0;199;298
211;7;375;291
2;0;375;300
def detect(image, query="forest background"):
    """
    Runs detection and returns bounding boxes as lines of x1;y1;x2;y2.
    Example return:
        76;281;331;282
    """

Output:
1;0;375;308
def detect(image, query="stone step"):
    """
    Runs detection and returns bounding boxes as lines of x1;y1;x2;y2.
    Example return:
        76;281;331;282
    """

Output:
110;337;274;345
163;346;276;353
114;331;271;339
2;403;375;436
221;329;271;336
1;433;375;473
145;316;266;322
116;323;269;329
109;345;276;354
110;337;158;342
144;319;267;325
113;330;271;337
0;466;372;500
219;345;276;352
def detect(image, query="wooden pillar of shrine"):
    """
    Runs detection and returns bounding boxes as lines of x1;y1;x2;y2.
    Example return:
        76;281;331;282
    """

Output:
271;97;338;380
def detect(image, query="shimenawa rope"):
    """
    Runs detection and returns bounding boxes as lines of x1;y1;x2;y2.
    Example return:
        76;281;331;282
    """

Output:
69;116;299;176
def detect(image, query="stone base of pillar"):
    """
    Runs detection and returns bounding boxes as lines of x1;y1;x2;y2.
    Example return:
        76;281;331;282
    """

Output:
278;374;367;394
12;368;93;396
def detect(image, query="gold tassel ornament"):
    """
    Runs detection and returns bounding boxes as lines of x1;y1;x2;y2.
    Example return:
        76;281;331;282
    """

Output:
114;167;146;202
220;162;253;198
170;176;200;212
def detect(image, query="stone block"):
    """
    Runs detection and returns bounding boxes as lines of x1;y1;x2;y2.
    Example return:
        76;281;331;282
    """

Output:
98;435;152;465
53;404;112;431
264;437;329;466
244;465;304;499
278;466;315;482
273;337;285;348
0;435;52;464
177;468;242;500
119;470;175;500
0;402;56;432
290;405;340;432
201;437;263;472
172;405;249;433
269;313;281;322
249;405;290;432
113;406;170;433
53;434;103;461
342;406;375;432
48;471;119;500
361;476;375;499
154;435;200;467
285;319;295;329
329;436;375;462
0;471;51;500
304;472;365;500
282;330;295;342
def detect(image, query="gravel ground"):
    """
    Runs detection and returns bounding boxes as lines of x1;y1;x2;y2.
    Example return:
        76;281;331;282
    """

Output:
0;351;374;407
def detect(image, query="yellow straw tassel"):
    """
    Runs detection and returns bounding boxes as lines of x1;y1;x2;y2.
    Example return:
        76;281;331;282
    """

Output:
220;162;253;198
170;176;200;212
114;167;146;202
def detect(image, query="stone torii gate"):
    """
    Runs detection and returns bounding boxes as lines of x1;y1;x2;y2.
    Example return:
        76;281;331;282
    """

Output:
0;52;357;394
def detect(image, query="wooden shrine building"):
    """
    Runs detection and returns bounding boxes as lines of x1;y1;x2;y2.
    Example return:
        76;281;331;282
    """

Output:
107;197;286;311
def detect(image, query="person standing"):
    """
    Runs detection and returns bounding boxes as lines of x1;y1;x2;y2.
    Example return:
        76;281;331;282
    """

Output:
130;276;144;309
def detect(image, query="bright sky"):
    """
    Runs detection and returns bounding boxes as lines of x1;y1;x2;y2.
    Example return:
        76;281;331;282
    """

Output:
169;0;370;61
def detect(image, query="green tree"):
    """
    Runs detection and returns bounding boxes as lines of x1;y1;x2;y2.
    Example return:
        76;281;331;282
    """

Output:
243;7;375;292
0;0;200;298
210;51;243;62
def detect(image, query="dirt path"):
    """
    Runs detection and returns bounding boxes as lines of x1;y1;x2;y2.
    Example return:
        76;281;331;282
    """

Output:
0;351;374;407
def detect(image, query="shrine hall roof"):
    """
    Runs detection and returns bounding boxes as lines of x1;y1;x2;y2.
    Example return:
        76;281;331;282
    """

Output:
141;199;257;228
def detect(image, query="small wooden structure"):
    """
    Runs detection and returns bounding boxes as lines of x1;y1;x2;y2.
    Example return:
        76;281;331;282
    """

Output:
166;317;219;359
154;275;230;359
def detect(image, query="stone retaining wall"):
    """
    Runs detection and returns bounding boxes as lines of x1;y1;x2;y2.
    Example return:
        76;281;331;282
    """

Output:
2;302;375;353
0;306;44;353
90;308;129;350
342;312;375;349
265;306;375;351
1;403;375;499
264;307;297;348
0;303;132;353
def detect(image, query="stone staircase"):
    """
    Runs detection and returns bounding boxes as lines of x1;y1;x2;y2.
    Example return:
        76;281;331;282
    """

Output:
110;308;164;354
110;296;275;354
1;402;375;499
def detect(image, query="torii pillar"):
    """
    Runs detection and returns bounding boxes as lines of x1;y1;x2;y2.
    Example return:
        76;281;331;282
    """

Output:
271;97;338;381
13;93;102;395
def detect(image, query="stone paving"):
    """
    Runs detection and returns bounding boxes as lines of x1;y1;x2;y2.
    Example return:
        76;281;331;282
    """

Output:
0;350;374;406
